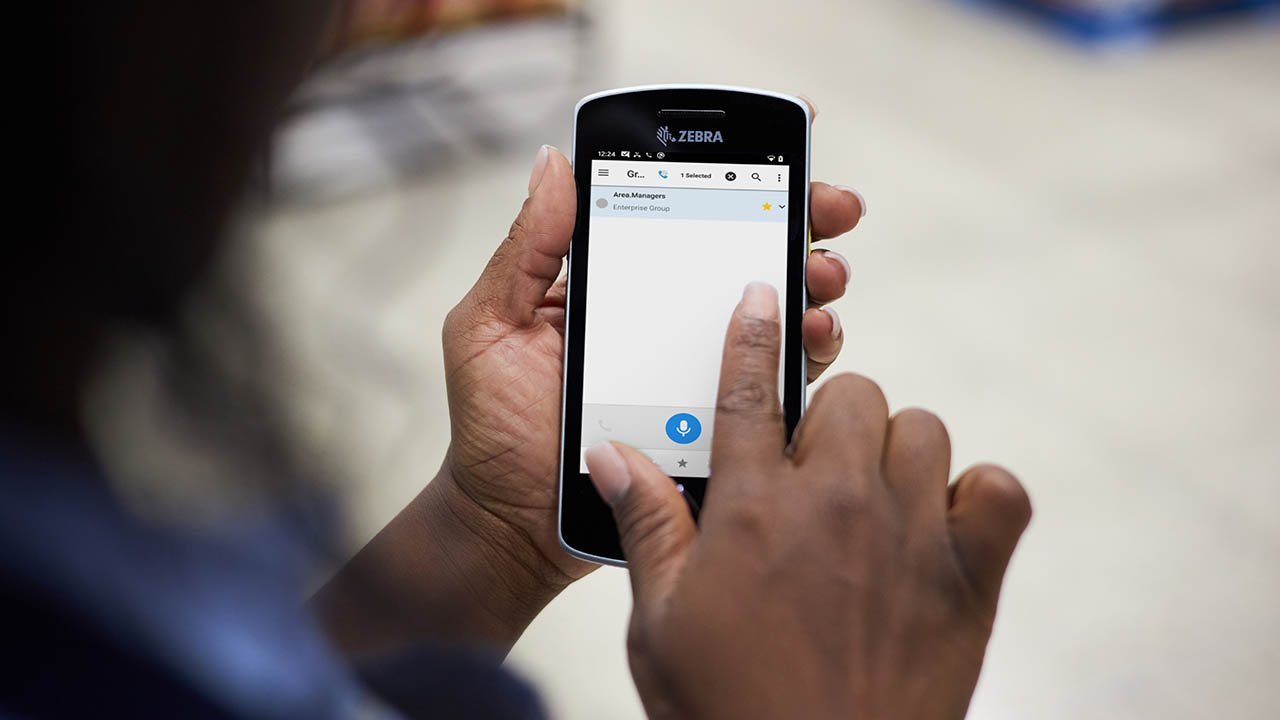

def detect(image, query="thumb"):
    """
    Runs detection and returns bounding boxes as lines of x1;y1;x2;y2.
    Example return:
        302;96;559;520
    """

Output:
464;145;577;327
584;442;696;604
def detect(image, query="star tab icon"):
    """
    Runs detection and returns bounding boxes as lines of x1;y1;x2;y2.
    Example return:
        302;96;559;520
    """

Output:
762;202;772;211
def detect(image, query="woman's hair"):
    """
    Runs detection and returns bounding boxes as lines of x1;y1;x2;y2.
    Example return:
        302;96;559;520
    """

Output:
4;2;336;427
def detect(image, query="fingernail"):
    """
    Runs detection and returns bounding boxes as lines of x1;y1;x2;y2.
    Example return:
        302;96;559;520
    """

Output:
820;249;852;288
585;442;631;505
820;305;843;340
834;185;867;218
741;282;779;320
528;144;554;196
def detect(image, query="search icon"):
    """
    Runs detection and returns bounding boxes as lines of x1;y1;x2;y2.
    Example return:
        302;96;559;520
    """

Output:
751;172;762;181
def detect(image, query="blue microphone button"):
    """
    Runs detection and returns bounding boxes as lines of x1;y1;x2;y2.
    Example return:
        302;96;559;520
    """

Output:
665;413;702;444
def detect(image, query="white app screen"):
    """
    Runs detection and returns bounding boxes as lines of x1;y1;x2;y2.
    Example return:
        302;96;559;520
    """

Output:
579;159;791;477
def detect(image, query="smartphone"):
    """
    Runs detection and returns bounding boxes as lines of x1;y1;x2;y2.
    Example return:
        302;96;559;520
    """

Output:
558;85;811;565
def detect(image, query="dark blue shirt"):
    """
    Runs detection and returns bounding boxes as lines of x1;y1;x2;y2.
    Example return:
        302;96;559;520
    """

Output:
0;432;546;720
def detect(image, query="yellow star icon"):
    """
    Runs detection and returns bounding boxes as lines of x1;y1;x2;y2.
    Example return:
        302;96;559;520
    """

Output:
762;202;772;211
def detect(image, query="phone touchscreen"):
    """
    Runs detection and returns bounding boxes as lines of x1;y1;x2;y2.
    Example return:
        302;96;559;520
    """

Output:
576;155;791;478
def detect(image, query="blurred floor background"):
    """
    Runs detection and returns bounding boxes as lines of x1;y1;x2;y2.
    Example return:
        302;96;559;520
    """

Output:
175;0;1280;717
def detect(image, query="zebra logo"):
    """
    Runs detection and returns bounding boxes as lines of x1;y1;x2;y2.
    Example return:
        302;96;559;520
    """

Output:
656;126;676;146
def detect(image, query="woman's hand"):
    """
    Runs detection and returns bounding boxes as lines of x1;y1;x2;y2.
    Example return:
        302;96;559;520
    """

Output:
316;136;865;656
587;284;1031;720
438;140;866;579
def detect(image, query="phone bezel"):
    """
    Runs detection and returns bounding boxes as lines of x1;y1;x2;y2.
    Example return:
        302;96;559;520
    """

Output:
558;84;812;566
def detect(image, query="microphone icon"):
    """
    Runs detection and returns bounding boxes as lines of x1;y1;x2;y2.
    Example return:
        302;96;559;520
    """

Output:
665;413;701;444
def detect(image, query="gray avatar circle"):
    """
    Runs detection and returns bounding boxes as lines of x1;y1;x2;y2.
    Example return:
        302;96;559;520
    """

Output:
596;198;608;209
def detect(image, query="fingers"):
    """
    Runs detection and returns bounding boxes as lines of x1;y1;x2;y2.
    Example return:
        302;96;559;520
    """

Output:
711;283;788;477
806;249;850;304
803;181;862;385
585;442;695;604
802;307;843;383
796;93;818;123
881;409;951;517
535;275;568;334
467;145;577;327
541;274;568;309
810;182;866;241
789;373;889;475
947;464;1032;610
